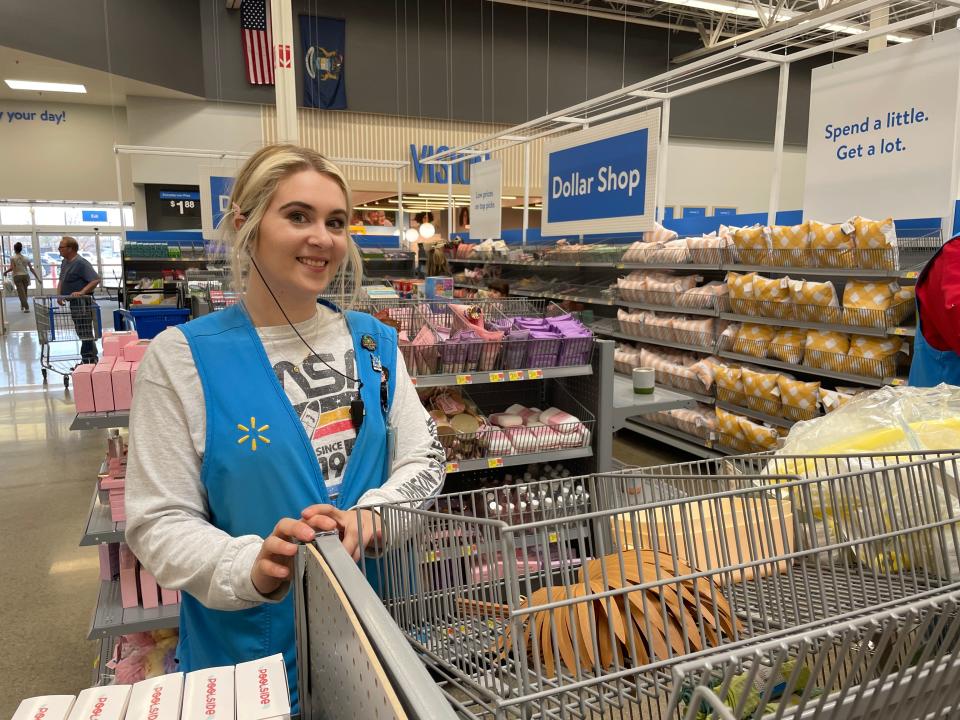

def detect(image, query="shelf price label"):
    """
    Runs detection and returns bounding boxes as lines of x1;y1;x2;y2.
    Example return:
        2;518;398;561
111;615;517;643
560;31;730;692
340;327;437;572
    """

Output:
508;370;525;382
890;327;912;336
409;377;418;386
425;550;438;562
891;378;907;386
615;263;625;269
528;369;543;380
445;461;460;473
455;374;473;385
548;532;558;543
903;271;919;279
487;457;504;469
489;372;505;383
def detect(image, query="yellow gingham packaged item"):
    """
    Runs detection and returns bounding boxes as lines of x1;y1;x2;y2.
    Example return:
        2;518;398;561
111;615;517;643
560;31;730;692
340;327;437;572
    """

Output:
769;222;810;264
805;330;851;372
842;280;898;327
741;367;783;415
789;279;839;322
895;285;916;304
737;416;781;451
732;226;770;265
716;406;744;441
753;275;792;319
727;272;756;315
768;327;806;364
732;323;776;358
778;377;821;420
714;364;745;403
853;216;898;269
809;220;855;268
848;335;903;378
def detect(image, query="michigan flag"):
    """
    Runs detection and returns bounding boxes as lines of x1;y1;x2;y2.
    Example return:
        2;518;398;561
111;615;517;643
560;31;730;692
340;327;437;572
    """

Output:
300;15;346;109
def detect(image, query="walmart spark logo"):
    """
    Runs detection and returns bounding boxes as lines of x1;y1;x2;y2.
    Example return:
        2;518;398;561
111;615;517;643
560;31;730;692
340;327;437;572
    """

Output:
237;417;271;452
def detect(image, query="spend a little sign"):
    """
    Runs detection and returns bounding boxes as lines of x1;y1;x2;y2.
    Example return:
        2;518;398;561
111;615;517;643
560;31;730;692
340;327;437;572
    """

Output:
542;110;660;236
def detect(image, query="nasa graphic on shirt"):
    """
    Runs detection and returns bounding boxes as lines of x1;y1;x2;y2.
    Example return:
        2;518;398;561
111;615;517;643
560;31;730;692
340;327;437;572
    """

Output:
273;349;358;498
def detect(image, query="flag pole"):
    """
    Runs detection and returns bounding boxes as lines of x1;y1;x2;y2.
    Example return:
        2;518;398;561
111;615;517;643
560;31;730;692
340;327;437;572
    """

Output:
271;0;299;143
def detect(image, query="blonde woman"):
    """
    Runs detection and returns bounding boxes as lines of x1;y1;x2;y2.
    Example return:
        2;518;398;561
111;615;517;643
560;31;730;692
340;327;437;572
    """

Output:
125;144;445;709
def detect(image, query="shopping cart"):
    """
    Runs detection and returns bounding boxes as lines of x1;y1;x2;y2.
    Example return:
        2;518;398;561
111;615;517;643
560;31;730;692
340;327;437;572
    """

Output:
357;450;960;719
33;295;102;387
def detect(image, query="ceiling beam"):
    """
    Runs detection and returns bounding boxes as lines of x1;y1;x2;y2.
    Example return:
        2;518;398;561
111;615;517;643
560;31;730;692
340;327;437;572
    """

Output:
484;0;705;34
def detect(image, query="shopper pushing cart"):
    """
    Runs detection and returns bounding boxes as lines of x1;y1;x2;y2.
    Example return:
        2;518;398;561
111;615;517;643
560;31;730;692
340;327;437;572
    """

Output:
54;236;100;364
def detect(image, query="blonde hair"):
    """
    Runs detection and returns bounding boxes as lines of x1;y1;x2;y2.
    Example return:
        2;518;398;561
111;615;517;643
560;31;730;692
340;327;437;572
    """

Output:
221;143;363;309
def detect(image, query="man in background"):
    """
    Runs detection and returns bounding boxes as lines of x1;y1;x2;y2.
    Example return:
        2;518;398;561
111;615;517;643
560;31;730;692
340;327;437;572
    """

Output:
56;236;100;364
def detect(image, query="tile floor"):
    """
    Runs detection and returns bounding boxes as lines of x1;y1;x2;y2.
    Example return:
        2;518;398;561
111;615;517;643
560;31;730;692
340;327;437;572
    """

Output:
0;295;689;713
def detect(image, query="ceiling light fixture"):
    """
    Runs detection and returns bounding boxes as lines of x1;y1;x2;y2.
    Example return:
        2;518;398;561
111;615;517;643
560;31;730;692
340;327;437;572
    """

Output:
5;79;87;93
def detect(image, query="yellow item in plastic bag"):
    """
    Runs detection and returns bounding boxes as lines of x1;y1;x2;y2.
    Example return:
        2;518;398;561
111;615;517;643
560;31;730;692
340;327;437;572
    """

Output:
732;226;770;265
809;220;855;268
727;271;756;315
778;376;821;419
737;416;781;451
805;330;851;372
769;328;806;365
732;323;776;358
715;364;744;397
790;279;839;322
769;222;810;265
716;406;744;441
741;367;783;415
754;275;792;319
842;280;898;327
848;335;902;378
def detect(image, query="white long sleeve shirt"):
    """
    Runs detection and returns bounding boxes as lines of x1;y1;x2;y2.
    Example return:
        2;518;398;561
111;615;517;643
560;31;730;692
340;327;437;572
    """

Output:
124;306;445;610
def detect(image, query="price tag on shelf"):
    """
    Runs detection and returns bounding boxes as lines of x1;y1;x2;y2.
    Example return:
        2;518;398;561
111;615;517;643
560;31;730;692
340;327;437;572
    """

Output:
615;263;625;269
456;374;473;385
445;461;460;473
891;378;907;386
903;271;919;279
548;533;558;543
489;372;505;383
487;457;504;469
425;551;438;562
891;327;911;336
508;370;525;382
528;369;543;380
409;377;417;386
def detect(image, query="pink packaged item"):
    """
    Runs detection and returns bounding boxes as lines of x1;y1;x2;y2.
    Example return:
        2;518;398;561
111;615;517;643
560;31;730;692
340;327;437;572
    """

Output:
122;339;151;363
131;361;140;388
102;330;138;357
525;422;563;451
12;696;76;720
128;673;184;720
489;413;523;428
541;407;580;432
482;426;513;455
99;543;120;581
118;544;140;609
140;567;160;609
506;426;539;453
161;586;179;606
92;357;117;412
112;360;133;411
72;364;96;412
66;686;131;720
521;407;542;425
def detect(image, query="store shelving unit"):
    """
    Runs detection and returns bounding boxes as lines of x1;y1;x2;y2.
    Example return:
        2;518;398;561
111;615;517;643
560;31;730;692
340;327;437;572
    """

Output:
81;491;125;546
612;374;695;431
88;579;180;640
411;364;592;389
71;411;130;431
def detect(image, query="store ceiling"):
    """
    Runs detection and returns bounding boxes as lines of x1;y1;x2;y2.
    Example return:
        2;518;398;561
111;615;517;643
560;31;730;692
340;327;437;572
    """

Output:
487;0;929;61
0;45;202;106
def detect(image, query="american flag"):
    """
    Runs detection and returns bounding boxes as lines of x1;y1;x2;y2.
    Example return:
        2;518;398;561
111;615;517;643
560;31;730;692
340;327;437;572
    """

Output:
241;0;274;85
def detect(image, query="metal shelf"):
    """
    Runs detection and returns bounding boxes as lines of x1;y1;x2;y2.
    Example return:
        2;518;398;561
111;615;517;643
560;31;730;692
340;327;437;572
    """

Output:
448;256;721;272
719;312;906;338
81;489;125;546
444;446;593;475
621;418;723;459
88;578;179;640
720;262;925;280
411;364;592;388
716;350;897;388
122;257;213;264
71;411;130;430
621;299;720;317
614;371;714;405
612;374;696;431
715;400;797;429
589;319;718;355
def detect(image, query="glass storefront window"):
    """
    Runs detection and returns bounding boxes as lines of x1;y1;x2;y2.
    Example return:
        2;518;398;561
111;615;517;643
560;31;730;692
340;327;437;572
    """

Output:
0;206;32;225
33;207;67;226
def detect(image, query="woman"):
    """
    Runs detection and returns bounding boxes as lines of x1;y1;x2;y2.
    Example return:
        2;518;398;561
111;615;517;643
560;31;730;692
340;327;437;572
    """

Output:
125;144;446;709
3;242;41;312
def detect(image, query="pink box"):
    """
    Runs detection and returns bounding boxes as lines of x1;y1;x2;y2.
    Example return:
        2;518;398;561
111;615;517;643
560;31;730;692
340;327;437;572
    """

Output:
103;330;138;358
122;340;151;363
99;543;120;581
72;364;96;413
92;357;117;412
112;360;133;411
131;361;140;388
161;586;179;606
139;568;159;609
118;544;140;609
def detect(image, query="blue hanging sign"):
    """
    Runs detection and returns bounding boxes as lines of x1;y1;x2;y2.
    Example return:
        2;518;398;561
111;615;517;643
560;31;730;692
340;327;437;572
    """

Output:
542;111;660;236
81;210;108;222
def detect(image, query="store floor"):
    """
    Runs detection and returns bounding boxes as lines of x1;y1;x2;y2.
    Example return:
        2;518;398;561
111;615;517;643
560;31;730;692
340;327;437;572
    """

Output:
0;297;688;712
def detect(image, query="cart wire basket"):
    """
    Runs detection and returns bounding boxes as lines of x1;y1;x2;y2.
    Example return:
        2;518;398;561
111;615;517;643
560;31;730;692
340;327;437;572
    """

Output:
366;450;960;719
33;295;102;386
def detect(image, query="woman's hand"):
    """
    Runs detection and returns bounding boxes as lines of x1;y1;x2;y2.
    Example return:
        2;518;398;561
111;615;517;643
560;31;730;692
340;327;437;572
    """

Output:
250;518;317;596
301;504;382;562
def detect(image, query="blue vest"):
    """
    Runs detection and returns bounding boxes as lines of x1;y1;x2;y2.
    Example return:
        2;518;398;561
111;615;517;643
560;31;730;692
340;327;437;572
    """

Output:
909;236;960;387
177;302;397;711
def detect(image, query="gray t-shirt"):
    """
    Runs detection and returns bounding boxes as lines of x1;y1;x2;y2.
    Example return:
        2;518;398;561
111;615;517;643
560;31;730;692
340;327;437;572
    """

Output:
58;255;98;294
10;254;31;277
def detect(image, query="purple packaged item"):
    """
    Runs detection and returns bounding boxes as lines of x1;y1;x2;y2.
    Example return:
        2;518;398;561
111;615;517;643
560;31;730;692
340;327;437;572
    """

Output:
502;329;530;369
528;329;562;367
440;333;469;373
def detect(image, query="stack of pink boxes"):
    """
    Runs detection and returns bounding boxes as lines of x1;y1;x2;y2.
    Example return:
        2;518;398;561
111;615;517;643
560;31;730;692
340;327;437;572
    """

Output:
72;331;151;413
99;440;127;523
99;543;180;610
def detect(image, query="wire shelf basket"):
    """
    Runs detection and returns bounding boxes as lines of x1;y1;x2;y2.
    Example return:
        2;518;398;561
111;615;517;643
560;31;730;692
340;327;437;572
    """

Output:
617;316;718;352
368;451;960;719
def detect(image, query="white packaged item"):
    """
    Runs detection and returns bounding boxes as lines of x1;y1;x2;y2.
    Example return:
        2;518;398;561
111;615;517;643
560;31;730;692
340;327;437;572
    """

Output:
11;696;75;720
182;665;235;720
235;654;290;720
128;672;184;720
66;686;131;720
